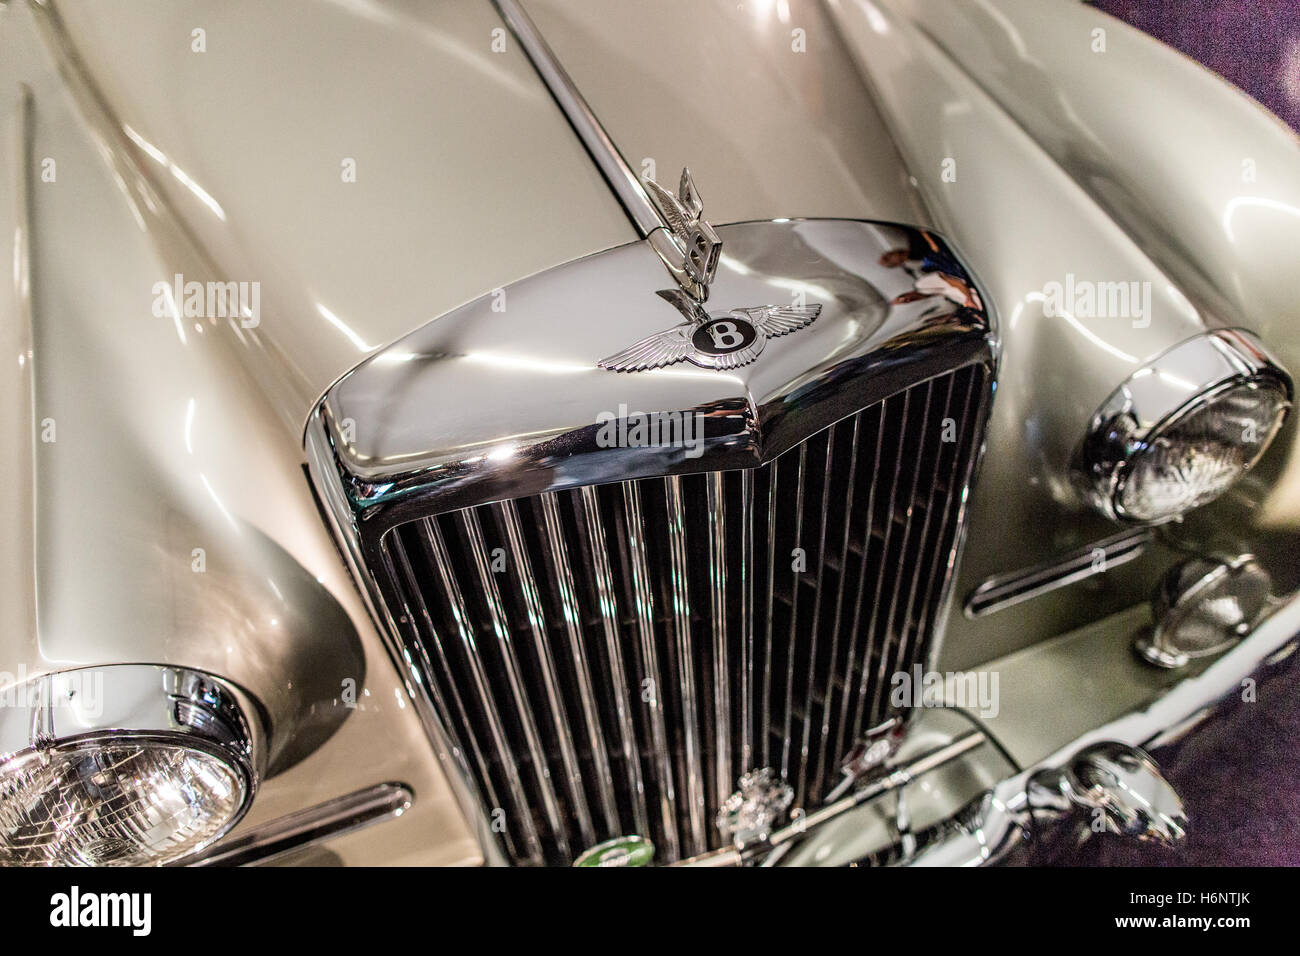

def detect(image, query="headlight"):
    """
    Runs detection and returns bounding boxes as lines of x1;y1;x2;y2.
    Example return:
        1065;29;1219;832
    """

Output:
1077;329;1292;523
0;666;260;866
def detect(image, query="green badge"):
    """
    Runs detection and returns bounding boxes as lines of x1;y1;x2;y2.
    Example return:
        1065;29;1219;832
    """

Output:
572;836;655;868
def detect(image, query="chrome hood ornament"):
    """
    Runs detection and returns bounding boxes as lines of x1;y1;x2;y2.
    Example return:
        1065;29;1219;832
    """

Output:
599;288;821;372
645;167;722;300
602;168;822;372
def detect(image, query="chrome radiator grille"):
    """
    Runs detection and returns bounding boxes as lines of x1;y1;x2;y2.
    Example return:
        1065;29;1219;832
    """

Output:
379;365;985;865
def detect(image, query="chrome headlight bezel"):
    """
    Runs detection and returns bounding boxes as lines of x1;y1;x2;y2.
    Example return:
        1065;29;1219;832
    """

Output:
0;665;263;866
1076;329;1293;524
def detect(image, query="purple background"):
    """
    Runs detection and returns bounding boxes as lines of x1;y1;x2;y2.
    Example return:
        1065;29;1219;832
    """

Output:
1094;0;1300;131
1068;2;1300;866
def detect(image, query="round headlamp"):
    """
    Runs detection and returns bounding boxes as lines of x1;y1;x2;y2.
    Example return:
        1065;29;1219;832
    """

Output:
0;666;261;866
1077;329;1292;523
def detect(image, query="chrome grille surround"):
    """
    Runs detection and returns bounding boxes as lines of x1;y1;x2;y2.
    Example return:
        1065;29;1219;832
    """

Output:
305;219;995;865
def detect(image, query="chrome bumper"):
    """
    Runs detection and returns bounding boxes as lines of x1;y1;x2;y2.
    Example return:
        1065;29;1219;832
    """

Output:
677;587;1300;867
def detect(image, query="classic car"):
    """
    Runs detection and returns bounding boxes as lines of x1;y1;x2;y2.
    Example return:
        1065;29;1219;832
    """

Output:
1;0;1297;868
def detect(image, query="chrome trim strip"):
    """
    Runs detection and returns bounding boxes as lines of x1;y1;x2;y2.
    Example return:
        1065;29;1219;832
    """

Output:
779;444;808;783
577;486;650;839
855;392;911;739
538;493;620;832
491;0;661;238
740;468;755;774
761;460;779;770
385;536;512;857
189;783;413;867
834;403;886;768
619;482;680;858
423;518;543;863
664;475;707;854
498;498;596;847
13;86;39;655
964;527;1154;619
707;471;731;807
814;413;861;788
462;509;570;858
796;432;835;807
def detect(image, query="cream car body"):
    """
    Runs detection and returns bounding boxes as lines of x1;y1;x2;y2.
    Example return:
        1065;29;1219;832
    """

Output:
1;0;1297;865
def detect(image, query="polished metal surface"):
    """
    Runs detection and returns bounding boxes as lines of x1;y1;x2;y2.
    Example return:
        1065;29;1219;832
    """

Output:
599;289;821;372
643;168;723;300
1076;329;1293;522
904;585;1300;866
0;664;263;864
1137;554;1276;668
306;216;994;865
678;727;989;867
964;528;1154;619
308;219;990;507
5;0;1297;870
491;0;662;238
716;768;793;850
333;364;987;865
0;664;263;778
189;783;413;867
1029;742;1187;848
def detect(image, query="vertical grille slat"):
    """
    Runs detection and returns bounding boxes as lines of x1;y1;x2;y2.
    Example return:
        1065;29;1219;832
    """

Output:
616;481;680;861
814;413;861;792
867;381;936;729
739;467;755;776
420;518;545;863
576;486;650;843
706;472;731;811
778;442;808;783
535;493;620;835
496;498;596;848
382;365;986;864
460;509;571;860
796;426;837;808
383;537;522;859
664;475;708;855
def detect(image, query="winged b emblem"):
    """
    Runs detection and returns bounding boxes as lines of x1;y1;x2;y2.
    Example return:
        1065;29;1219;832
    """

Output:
599;288;822;373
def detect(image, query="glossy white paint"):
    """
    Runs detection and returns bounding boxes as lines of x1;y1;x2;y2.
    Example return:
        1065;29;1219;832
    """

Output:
2;0;1298;866
826;0;1300;664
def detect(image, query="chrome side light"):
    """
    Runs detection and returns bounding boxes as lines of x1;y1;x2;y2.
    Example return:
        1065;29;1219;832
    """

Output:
0;665;261;866
1077;329;1292;523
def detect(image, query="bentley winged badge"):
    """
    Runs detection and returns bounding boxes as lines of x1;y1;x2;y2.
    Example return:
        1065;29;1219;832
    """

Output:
600;167;822;372
599;289;822;372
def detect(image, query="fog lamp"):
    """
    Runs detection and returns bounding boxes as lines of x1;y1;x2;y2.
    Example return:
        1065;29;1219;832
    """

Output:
0;666;260;866
1136;555;1275;668
1077;329;1291;523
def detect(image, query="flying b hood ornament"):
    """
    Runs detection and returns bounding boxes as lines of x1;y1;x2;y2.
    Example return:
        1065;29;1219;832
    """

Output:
600;168;821;373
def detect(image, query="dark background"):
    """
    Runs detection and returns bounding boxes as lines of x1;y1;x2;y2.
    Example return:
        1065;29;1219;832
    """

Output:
1071;1;1300;866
